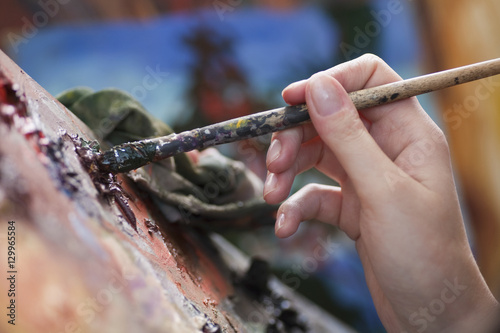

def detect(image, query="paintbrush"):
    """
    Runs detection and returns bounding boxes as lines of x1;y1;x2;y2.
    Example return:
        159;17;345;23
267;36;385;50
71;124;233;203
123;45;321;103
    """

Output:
96;58;500;174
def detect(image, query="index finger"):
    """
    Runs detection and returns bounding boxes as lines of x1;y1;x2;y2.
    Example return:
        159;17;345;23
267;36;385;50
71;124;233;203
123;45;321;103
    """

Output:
283;54;403;116
284;54;439;163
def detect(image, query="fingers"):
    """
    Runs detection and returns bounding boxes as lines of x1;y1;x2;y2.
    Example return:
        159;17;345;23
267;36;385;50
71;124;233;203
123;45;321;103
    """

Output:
264;134;345;204
271;54;450;205
282;54;424;163
283;54;401;103
263;170;295;204
323;53;402;93
264;124;321;204
266;122;317;173
282;79;307;105
283;54;412;125
305;73;398;197
275;184;342;238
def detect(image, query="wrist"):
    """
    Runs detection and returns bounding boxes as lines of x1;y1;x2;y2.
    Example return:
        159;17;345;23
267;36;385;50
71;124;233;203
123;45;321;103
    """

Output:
397;275;498;333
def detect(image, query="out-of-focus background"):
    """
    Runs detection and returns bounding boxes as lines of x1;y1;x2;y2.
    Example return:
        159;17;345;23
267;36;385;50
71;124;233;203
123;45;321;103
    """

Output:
1;1;500;332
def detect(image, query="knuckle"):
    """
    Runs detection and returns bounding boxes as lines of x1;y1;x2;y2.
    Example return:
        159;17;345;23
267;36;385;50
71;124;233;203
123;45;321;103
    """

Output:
288;183;323;207
309;71;328;82
302;183;324;194
360;53;384;64
357;53;397;79
359;53;388;70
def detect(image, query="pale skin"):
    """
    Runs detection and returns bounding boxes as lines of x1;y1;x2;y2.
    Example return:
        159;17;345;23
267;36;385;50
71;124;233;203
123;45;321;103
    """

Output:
263;54;499;332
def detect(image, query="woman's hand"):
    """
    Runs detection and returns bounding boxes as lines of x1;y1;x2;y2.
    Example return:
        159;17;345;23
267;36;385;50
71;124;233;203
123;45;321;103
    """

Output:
264;54;498;332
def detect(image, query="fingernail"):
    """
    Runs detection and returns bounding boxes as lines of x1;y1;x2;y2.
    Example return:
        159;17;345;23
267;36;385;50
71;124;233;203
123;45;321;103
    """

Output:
267;139;281;166
264;173;277;196
275;213;285;232
309;74;343;117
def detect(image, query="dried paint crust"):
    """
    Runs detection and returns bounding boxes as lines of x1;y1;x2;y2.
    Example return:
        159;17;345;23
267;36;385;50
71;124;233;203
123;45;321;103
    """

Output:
97;139;157;174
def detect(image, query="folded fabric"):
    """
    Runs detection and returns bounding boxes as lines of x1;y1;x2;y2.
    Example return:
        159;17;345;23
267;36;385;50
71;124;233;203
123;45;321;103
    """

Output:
58;87;276;229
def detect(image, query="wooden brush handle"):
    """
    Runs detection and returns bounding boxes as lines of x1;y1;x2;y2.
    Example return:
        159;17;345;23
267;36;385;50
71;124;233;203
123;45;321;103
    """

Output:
349;57;500;109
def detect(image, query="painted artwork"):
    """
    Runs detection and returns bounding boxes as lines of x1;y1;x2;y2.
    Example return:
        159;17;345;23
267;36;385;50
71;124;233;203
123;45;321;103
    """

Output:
0;1;430;332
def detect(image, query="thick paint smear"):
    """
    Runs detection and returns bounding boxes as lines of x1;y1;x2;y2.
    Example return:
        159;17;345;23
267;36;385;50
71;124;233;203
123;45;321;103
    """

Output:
73;137;138;230
0;71;42;144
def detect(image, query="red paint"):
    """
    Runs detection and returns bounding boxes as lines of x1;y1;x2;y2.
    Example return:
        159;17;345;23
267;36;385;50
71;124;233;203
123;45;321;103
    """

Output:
0;72;47;155
117;177;234;313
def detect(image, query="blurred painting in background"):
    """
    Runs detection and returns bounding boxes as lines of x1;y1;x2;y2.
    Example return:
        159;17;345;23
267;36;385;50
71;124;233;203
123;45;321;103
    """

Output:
0;1;429;332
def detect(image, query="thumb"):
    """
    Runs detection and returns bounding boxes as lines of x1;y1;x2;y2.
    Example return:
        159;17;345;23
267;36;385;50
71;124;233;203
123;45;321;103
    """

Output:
305;73;398;195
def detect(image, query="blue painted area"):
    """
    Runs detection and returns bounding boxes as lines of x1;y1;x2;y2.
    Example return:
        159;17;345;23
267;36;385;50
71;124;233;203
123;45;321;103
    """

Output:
371;0;422;66
9;6;338;124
